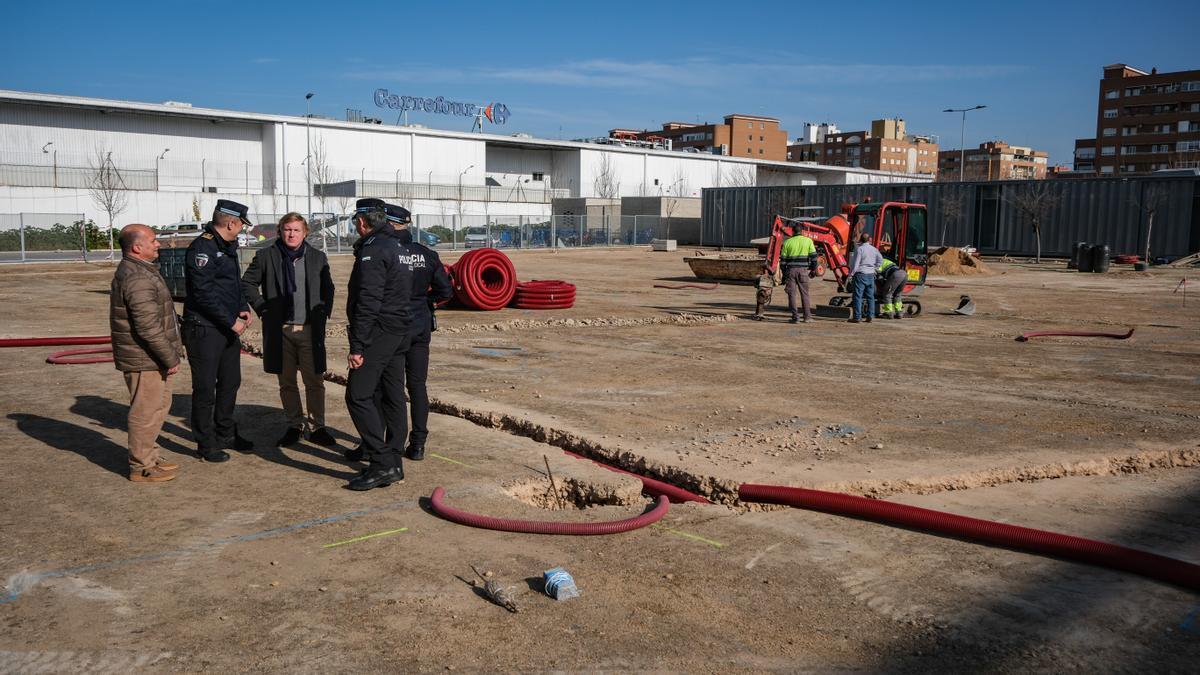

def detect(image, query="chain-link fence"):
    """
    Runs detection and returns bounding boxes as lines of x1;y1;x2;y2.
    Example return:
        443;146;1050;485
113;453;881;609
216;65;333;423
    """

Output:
0;213;92;262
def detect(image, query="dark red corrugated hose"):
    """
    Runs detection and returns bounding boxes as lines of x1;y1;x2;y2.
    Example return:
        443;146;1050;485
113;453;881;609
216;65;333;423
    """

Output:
429;486;669;535
562;449;710;504
1016;328;1135;342
739;483;1200;591
0;335;115;364
512;280;576;309
448;248;517;310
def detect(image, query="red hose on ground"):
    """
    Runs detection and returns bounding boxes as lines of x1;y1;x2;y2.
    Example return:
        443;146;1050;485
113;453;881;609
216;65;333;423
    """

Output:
1016;328;1135;342
926;283;957;289
47;346;114;364
512;280;576;309
449;248;517;310
0;336;111;347
562;449;711;504
653;282;719;290
429;486;670;535
740;483;1200;591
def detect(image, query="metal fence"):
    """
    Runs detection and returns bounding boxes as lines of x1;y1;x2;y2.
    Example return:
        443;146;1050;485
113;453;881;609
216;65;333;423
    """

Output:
702;174;1200;258
0;213;89;262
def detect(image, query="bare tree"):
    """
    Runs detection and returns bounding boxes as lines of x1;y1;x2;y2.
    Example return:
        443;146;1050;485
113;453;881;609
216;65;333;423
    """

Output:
938;190;966;247
1005;181;1059;263
1133;183;1170;265
710;165;755;249
593;153;620;199
310;138;335;249
88;148;130;260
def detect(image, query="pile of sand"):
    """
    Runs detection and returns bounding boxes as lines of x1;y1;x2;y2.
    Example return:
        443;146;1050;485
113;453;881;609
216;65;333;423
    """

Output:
928;246;991;276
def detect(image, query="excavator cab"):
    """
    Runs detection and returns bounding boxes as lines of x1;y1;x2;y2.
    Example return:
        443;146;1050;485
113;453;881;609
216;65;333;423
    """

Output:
847;201;928;291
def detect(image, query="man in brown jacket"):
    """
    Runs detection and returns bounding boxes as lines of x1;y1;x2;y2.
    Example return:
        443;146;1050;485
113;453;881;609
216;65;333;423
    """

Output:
110;223;185;482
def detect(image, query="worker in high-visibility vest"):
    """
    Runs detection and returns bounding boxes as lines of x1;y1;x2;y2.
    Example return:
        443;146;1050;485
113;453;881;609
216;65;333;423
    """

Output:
780;231;819;323
877;257;907;319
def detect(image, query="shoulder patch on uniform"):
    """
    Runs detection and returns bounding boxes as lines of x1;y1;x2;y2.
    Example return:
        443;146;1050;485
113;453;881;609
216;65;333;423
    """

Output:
201;232;214;239
195;253;209;267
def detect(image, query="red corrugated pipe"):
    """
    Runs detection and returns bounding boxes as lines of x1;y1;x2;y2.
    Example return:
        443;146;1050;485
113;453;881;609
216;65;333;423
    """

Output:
562;449;711;504
0;335;115;364
429;486;669;535
448;248;517;310
740;483;1200;591
512;280;576;309
1016;328;1135;342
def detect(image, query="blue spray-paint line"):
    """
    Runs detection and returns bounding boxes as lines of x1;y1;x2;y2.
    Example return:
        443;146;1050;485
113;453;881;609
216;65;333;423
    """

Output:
1181;607;1200;635
0;501;411;606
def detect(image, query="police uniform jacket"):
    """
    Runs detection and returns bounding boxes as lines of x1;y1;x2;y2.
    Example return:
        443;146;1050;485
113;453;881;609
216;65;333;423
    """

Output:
396;229;453;336
347;224;414;355
183;224;249;331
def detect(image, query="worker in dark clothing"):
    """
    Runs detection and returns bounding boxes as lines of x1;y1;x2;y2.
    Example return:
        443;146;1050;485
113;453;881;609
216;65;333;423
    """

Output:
344;198;414;491
183;199;255;462
388;203;453;460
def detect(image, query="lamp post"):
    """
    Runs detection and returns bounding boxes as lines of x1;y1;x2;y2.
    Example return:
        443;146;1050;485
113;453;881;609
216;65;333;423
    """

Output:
156;148;169;190
42;142;56;188
305;92;313;220
458;164;474;244
943;105;986;182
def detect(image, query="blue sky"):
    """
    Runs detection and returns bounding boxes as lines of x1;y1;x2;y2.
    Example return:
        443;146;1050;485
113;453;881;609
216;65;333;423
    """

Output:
2;0;1197;166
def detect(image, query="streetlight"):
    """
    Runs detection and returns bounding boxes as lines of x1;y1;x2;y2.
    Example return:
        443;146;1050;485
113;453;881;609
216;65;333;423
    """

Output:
943;105;986;182
458;165;474;246
156;148;169;190
42;142;56;188
305;92;314;220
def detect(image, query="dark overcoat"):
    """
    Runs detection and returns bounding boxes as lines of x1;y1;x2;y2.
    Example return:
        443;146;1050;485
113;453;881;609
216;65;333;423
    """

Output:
241;243;335;374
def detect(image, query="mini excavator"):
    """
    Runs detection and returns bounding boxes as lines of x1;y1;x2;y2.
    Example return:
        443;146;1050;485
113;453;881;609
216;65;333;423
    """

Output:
757;201;930;317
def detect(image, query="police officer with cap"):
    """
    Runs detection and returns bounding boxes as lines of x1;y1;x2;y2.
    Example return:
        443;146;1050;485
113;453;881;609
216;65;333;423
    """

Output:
344;198;414;490
386;203;452;461
183;199;255;462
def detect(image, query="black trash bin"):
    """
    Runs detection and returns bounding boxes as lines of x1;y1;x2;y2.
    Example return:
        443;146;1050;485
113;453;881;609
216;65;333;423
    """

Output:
1090;244;1111;273
1069;241;1088;270
1078;244;1094;273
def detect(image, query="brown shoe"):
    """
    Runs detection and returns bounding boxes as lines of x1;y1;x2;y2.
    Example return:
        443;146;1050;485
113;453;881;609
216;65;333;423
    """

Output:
130;467;177;483
156;459;180;472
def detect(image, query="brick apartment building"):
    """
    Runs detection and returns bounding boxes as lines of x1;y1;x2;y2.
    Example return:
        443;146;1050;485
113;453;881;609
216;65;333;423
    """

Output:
610;114;788;160
1073;63;1200;175
788;118;938;176
938;141;1049;181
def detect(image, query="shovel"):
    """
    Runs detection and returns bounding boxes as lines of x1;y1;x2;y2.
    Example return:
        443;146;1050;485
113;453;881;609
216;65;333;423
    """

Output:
953;295;976;316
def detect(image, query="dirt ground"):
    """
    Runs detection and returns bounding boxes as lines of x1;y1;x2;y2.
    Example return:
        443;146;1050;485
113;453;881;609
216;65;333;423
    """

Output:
1;248;1198;673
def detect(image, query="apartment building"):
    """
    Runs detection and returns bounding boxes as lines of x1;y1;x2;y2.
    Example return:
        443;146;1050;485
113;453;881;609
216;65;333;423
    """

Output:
609;114;788;160
799;118;939;176
938;141;1049;181
1073;63;1200;175
786;122;839;162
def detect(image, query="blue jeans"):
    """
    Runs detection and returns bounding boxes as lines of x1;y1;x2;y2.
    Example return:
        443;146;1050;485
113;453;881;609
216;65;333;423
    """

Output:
851;273;876;320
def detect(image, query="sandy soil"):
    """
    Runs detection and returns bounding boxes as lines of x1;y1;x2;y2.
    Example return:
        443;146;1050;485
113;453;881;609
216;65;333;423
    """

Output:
0;249;1197;672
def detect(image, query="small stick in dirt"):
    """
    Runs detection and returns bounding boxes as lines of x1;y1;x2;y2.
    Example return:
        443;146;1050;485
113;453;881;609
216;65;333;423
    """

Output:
544;454;565;510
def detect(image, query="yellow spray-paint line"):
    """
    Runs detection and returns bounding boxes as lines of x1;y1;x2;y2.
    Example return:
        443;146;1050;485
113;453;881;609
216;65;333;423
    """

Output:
429;452;474;468
652;524;724;549
322;527;409;549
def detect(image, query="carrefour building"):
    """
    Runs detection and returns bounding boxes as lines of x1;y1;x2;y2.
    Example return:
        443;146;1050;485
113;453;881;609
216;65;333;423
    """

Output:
0;88;926;229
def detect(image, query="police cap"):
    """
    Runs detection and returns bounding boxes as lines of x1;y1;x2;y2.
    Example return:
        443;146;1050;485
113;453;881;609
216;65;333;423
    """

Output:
384;203;412;225
355;198;387;213
214;199;252;225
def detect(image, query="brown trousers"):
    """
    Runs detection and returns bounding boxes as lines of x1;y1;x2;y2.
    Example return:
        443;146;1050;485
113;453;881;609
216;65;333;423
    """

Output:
279;324;326;431
124;369;172;472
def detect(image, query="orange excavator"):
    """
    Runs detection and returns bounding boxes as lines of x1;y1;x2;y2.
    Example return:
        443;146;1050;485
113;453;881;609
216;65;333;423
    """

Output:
759;201;929;316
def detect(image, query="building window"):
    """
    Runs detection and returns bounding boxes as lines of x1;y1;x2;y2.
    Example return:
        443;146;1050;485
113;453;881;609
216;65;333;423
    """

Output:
1101;146;1116;156
760;123;765;129
759;136;764;141
748;134;753;140
1124;87;1142;97
1100;166;1115;174
1178;140;1200;152
759;149;764;154
1102;128;1116;136
1105;90;1118;99
1183;81;1200;92
532;172;544;181
1103;109;1117;119
747;122;752;128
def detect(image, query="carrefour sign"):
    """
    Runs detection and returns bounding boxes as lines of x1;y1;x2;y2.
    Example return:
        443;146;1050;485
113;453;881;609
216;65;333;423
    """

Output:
374;89;510;124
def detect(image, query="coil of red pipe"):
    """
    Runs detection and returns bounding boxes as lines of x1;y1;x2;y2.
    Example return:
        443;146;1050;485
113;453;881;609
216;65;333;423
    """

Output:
429;486;669;535
513;280;576;309
448;248;517;311
740;483;1200;591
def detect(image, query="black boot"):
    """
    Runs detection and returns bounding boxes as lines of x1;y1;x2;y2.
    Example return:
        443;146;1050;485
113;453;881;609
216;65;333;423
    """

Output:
346;466;404;491
405;445;426;461
197;447;231;463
